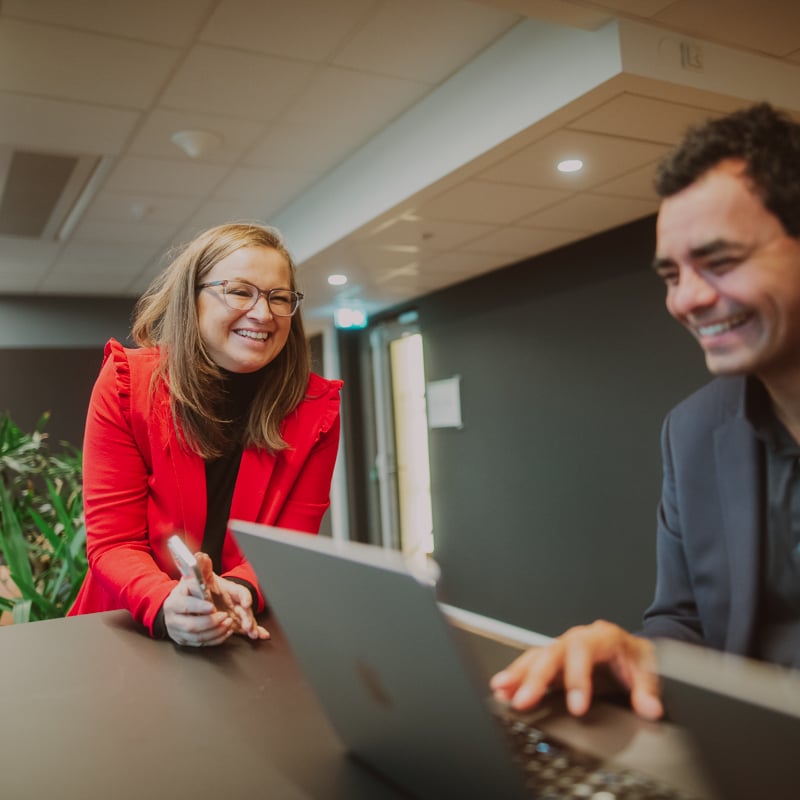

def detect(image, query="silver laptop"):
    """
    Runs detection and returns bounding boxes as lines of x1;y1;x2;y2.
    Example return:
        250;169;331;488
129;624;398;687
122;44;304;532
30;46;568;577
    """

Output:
232;521;712;800
657;638;800;800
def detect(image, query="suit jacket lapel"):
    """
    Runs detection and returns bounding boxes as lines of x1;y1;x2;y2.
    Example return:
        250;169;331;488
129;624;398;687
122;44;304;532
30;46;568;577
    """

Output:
714;417;762;654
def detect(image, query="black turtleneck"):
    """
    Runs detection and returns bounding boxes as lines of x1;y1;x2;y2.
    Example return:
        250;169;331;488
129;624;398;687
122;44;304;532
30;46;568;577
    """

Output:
203;367;266;570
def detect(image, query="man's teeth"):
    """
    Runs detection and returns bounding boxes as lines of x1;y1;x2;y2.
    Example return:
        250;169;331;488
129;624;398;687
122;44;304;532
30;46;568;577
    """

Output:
235;330;268;341
698;314;749;337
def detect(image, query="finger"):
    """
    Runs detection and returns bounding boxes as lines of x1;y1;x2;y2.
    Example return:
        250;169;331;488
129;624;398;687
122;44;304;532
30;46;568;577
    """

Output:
252;624;270;640
182;615;234;646
626;650;663;720
562;637;596;716
234;604;253;632
176;626;234;648
509;644;567;710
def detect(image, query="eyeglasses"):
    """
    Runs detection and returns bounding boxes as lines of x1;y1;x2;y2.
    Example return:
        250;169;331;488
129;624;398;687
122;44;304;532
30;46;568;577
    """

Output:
197;280;304;317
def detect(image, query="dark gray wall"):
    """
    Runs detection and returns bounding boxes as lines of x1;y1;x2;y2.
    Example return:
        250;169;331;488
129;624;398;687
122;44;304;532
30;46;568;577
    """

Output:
0;296;135;447
365;217;710;634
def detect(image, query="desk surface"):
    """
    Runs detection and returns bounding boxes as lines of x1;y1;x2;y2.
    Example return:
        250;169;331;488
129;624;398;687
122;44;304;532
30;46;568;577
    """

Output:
0;610;716;800
0;611;409;800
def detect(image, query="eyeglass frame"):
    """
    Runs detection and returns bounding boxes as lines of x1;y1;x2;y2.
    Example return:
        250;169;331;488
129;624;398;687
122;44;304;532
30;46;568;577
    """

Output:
196;279;304;317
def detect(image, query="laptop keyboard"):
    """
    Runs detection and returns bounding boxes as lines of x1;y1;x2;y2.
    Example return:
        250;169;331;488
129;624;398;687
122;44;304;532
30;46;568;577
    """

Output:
501;717;698;800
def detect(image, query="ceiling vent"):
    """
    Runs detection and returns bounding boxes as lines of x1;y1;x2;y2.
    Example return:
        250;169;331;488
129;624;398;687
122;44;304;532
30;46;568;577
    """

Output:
0;147;109;240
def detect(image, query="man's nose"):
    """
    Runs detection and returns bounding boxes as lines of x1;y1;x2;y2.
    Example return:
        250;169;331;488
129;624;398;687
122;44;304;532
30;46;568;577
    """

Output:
668;265;719;316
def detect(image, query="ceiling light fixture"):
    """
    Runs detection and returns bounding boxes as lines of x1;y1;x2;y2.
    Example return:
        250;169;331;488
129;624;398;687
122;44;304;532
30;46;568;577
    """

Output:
171;129;224;159
557;158;583;173
328;274;348;286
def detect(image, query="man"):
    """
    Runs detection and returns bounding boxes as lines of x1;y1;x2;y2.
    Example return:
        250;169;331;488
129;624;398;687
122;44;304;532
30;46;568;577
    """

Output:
491;102;800;720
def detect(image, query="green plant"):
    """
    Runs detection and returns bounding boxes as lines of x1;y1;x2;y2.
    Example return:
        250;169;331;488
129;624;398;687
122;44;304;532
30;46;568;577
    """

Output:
0;411;86;623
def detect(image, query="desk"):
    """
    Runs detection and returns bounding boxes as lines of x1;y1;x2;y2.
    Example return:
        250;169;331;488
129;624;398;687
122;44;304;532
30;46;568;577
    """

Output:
0;611;408;800
0;610;716;800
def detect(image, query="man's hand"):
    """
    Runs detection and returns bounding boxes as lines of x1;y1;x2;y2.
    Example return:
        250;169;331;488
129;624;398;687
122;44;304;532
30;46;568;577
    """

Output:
489;620;663;720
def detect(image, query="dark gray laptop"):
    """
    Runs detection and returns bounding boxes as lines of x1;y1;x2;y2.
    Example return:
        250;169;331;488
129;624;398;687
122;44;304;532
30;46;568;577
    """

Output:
232;521;712;800
657;638;800;800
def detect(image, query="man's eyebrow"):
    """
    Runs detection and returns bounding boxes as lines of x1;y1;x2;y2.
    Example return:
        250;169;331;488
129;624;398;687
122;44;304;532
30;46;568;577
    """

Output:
688;238;748;259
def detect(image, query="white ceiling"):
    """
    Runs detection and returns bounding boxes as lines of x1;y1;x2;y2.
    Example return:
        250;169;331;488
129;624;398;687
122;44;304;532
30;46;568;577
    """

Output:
1;0;799;330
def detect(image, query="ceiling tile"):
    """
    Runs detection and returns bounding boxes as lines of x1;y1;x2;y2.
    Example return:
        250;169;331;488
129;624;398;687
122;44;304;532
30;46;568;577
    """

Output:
593;163;661;201
461;225;583;256
592;0;674;16
0;19;179;109
201;0;374;61
160;45;317;122
54;241;161;272
418;180;570;224
213;167;319;216
105;156;229;197
0;94;139;154
244;119;364;173
356;215;496;252
568;94;722;145
332;0;520;82
3;0;215;47
0;237;60;277
418;249;510;281
71;218;177;246
282;65;428;127
479;129;670;191
82;192;200;225
174;201;276;245
520;193;658;232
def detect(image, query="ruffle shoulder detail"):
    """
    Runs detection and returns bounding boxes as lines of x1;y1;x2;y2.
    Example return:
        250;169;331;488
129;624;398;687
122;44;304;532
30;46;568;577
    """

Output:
306;372;343;435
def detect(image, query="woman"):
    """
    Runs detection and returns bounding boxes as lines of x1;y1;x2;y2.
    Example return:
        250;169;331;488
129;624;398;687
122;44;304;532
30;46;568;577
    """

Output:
69;223;342;647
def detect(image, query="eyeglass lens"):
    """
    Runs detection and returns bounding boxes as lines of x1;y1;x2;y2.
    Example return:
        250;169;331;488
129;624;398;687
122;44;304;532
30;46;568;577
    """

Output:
223;281;300;316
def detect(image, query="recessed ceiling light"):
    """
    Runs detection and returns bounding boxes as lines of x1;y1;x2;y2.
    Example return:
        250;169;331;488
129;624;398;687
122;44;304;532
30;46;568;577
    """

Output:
557;158;583;173
328;274;347;286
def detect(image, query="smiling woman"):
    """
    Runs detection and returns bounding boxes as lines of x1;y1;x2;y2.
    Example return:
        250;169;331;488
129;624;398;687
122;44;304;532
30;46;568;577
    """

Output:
67;223;343;648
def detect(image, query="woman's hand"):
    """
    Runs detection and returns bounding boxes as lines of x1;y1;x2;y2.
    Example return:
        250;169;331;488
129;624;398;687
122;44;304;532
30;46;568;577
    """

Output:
163;577;234;647
194;552;269;641
214;576;270;641
163;550;270;646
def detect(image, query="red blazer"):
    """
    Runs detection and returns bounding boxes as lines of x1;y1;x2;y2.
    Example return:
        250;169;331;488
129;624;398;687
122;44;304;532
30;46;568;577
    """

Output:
68;339;342;635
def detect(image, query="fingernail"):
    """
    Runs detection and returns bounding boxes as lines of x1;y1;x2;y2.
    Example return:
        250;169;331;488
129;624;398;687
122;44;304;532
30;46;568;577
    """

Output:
567;689;586;715
512;684;535;708
490;670;509;687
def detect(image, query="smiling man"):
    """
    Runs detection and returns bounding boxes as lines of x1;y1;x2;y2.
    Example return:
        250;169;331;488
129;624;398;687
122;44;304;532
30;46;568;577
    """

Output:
491;103;800;720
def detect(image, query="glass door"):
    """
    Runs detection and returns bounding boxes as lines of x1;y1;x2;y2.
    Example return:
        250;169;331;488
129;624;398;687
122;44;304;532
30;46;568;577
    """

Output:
370;318;434;558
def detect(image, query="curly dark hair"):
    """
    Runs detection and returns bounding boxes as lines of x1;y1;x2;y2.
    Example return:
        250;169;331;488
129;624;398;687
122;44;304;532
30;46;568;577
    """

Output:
654;103;800;237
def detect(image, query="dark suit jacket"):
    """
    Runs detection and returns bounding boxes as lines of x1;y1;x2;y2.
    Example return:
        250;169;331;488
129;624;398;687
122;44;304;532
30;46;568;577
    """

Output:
642;375;762;655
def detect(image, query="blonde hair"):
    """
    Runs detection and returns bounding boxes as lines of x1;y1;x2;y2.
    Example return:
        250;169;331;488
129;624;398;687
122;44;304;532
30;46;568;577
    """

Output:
132;223;310;458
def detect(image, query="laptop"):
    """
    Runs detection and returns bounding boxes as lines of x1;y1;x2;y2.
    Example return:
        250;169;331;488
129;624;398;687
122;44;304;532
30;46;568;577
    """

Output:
657;638;800;800
232;521;712;800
